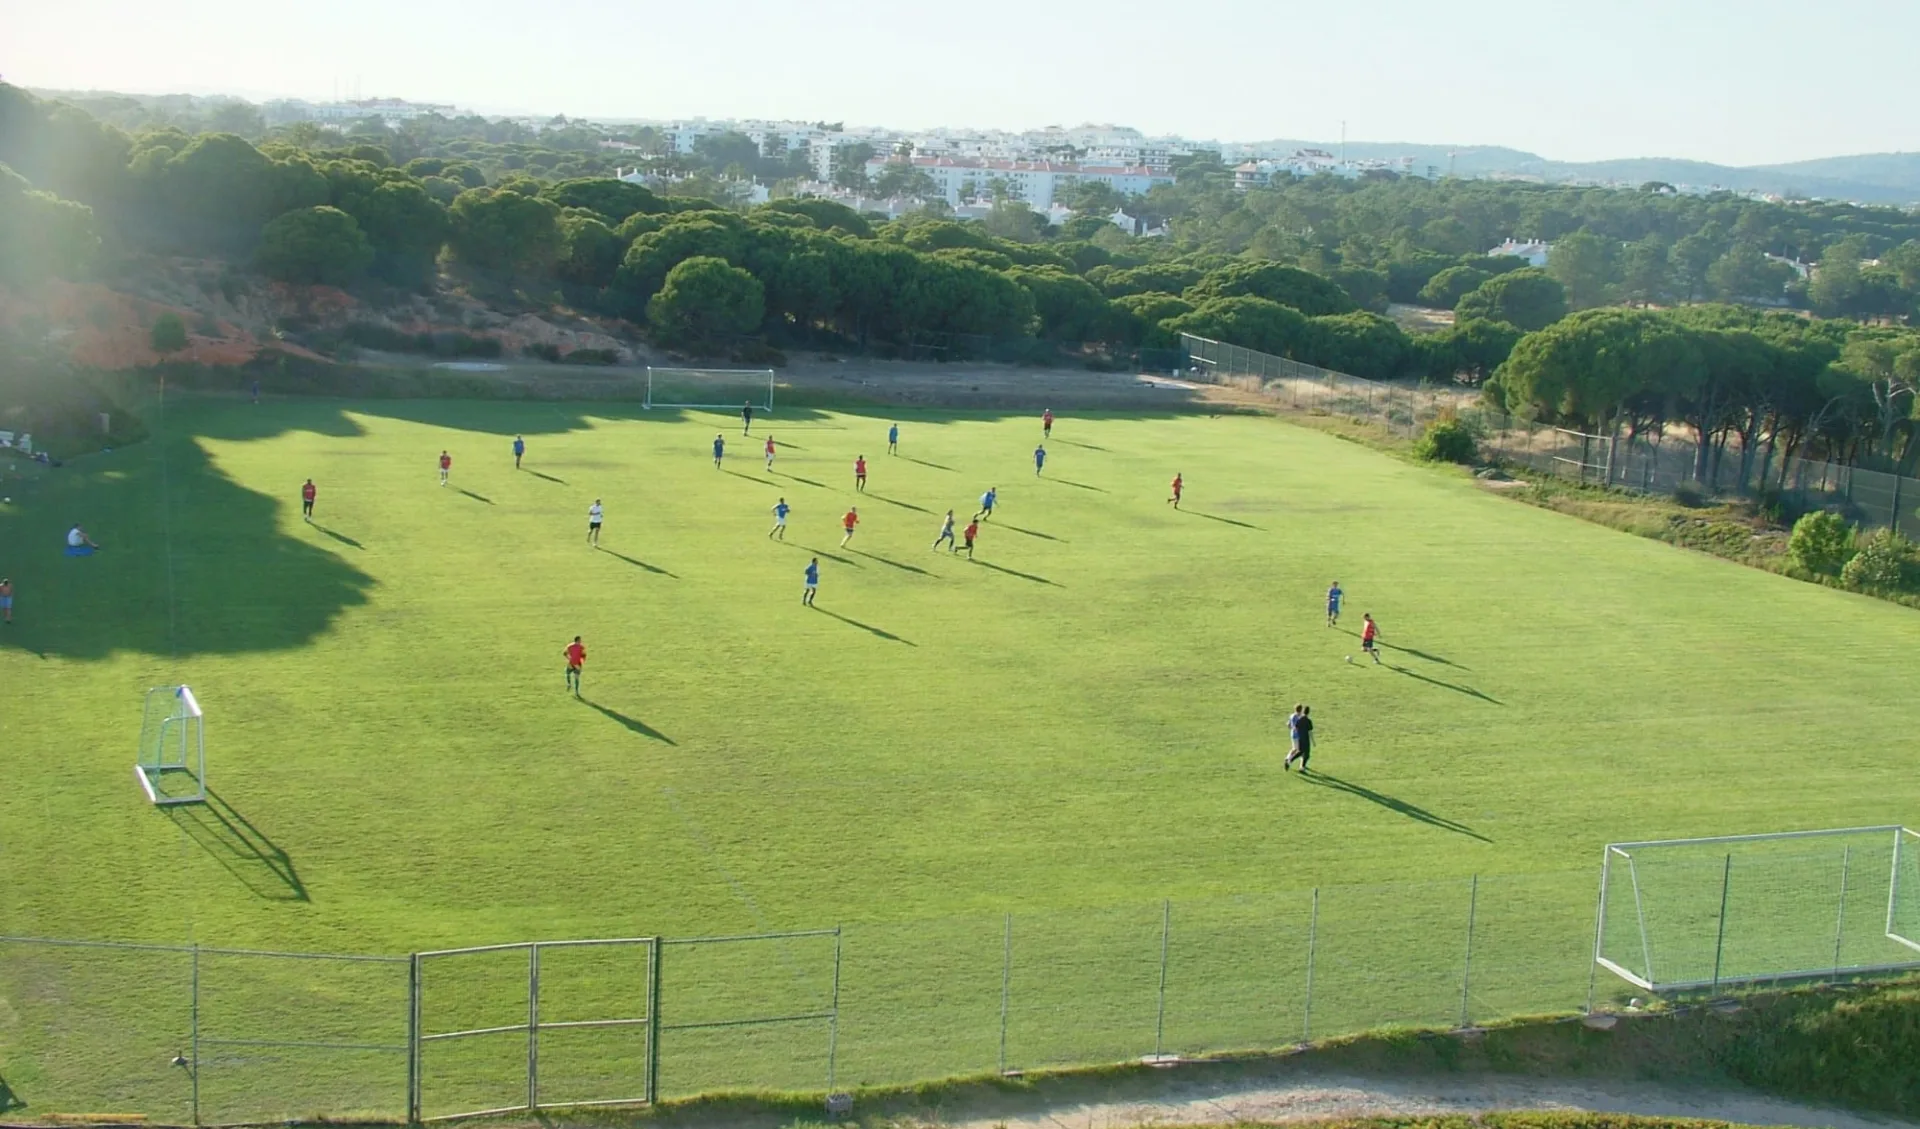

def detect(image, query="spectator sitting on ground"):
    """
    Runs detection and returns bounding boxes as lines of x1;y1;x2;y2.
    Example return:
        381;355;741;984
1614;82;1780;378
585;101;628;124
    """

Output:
66;523;99;555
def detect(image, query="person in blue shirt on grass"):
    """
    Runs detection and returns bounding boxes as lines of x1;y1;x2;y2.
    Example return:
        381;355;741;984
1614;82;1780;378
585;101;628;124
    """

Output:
513;435;525;469
770;497;790;540
975;486;997;521
1033;445;1047;476
803;558;819;606
1326;581;1344;627
712;433;725;469
887;422;899;454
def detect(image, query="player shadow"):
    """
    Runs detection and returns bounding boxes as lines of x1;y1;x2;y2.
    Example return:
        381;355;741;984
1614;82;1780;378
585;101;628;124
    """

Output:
597;549;677;577
1389;664;1500;705
582;699;676;744
1000;523;1063;542
855;550;931;576
1050;478;1106;493
0;1074;19;1113
815;607;915;645
456;489;494;505
973;559;1059;586
1052;438;1108;451
781;474;829;488
899;456;954;471
165;788;309;901
722;469;778;486
312;524;363;549
1300;773;1491;842
797;545;862;568
871;494;934;514
1381;642;1466;669
1189;510;1260;530
524;470;567;484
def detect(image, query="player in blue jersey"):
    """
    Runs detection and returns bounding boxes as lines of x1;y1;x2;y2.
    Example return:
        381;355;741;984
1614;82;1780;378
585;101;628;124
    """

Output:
770;497;790;540
513;434;525;469
1033;444;1046;476
975;486;997;521
803;558;819;606
1326;581;1344;627
712;433;725;469
887;422;899;455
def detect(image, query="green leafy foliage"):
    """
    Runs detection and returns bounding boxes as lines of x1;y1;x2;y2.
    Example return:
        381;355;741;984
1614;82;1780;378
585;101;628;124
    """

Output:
646;255;764;346
1412;414;1478;463
1184;260;1357;316
446;187;560;274
1417;265;1491;308
0;162;98;282
256;206;374;285
1840;527;1916;592
149;311;188;353
1788;510;1856;576
1164;296;1312;357
1455;268;1568;331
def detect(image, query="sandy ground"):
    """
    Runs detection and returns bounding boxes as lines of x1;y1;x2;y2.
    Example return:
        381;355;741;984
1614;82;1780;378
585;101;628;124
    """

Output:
922;1070;1914;1129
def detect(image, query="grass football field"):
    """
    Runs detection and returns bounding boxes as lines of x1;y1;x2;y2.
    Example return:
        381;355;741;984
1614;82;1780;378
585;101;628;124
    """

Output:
3;395;1919;1119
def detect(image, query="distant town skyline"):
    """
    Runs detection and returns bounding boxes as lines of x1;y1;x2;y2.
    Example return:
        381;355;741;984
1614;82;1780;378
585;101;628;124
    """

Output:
9;0;1920;168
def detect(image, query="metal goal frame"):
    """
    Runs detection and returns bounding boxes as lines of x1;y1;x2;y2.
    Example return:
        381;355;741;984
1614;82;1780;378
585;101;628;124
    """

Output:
643;367;775;412
136;684;206;805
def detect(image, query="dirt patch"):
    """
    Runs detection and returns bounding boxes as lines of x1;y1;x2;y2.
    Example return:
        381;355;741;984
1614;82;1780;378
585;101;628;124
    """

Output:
1388;303;1457;335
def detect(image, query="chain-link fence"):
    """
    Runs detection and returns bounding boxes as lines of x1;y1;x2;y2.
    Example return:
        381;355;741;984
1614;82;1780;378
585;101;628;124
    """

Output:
1181;333;1920;540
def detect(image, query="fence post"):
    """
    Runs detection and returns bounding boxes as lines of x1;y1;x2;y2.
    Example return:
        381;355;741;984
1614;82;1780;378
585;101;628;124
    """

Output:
998;913;1012;1075
1459;875;1479;1028
1154;899;1170;1058
1832;845;1852;980
190;942;201;1126
1892;475;1904;531
1711;854;1732;993
408;953;422;1123
646;936;663;1103
827;926;843;1092
1302;887;1318;1045
527;943;540;1111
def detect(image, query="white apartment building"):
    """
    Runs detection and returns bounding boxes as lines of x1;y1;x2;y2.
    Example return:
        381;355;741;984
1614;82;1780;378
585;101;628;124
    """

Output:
1233;151;1424;189
1488;239;1551;267
861;155;1173;209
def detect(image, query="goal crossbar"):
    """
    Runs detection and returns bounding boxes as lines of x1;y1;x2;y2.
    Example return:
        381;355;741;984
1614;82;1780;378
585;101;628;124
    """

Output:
644;367;775;412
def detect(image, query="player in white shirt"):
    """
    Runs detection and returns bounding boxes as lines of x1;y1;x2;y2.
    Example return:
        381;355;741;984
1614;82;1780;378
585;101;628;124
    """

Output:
587;500;604;546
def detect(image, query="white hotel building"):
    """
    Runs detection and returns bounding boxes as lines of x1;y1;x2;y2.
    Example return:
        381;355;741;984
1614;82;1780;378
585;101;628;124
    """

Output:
861;155;1173;209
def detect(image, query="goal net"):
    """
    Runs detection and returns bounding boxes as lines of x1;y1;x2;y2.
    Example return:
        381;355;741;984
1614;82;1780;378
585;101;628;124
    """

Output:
136;685;207;805
644;367;775;412
1595;827;1920;993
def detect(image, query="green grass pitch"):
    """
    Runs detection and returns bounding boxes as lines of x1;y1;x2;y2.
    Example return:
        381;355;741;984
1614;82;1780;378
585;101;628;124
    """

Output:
2;396;1919;1119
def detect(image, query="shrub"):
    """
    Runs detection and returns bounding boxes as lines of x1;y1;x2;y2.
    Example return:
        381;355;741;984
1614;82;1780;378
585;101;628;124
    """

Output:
1788;510;1855;576
1413;414;1477;464
1840;528;1916;592
150;312;188;354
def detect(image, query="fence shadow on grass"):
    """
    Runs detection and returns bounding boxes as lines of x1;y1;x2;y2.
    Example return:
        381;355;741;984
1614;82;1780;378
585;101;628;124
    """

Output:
815;607;914;645
583;699;676;744
167;789;308;901
1389;664;1499;705
597;548;677;577
1300;773;1491;842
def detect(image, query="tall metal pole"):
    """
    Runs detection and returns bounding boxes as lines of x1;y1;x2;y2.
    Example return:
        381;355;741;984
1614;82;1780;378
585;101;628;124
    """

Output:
827;927;843;1092
527;944;540;1111
1154;899;1170;1058
1832;845;1852;979
646;937;663;1104
1302;888;1319;1045
190;943;201;1126
1459;876;1479;1029
1711;854;1733;993
998;914;1012;1075
408;953;422;1123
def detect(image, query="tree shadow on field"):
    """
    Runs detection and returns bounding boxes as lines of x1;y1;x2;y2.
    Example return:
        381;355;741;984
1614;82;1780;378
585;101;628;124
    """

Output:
1300;773;1491;842
815;607;914;645
1390;664;1500;704
599;549;677;577
583;699;676;744
525;469;567;484
1190;510;1260;530
871;493;933;514
312;524;363;549
973;559;1058;586
0;425;373;660
856;550;931;576
166;788;309;900
456;488;494;504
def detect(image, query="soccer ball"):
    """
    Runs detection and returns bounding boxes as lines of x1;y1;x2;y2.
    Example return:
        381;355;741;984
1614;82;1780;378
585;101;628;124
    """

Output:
1345;655;1353;663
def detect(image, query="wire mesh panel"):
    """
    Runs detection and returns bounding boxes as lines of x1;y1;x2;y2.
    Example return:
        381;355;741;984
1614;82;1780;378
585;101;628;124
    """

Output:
833;914;1004;1087
1595;828;1920;993
194;948;409;1124
1002;902;1163;1070
643;368;776;411
1461;871;1594;1022
1307;879;1473;1037
416;944;532;1120
1159;892;1315;1055
652;930;838;1099
0;938;194;1123
528;939;655;1109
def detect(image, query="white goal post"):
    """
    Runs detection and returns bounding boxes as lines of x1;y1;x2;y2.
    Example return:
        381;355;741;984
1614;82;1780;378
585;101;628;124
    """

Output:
1593;826;1920;995
644;367;775;412
136;684;207;805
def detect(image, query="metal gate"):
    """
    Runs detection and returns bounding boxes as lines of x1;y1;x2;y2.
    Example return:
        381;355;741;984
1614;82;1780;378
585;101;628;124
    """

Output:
412;937;658;1121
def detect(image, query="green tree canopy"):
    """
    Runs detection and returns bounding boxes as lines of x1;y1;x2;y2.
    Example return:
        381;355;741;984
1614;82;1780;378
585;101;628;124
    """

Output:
255;205;374;285
646;255;765;347
1416;265;1491;309
446;187;561;274
1455;268;1568;332
1184;260;1356;316
1163;296;1313;357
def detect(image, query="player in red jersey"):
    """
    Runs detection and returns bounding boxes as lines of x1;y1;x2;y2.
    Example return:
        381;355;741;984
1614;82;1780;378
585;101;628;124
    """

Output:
563;636;586;695
1167;473;1183;509
1360;614;1382;664
1042;408;1054;439
854;455;867;492
764;435;776;471
959;518;979;559
301;478;317;521
438;451;452;486
840;506;859;546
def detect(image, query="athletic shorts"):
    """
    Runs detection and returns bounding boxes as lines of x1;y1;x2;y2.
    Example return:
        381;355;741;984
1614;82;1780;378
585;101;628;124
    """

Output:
0;597;11;609
1362;638;1375;649
589;521;601;530
774;516;786;525
963;537;975;547
805;581;817;590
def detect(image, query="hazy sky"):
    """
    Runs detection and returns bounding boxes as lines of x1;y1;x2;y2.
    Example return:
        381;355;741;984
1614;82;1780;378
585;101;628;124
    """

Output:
8;0;1917;166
